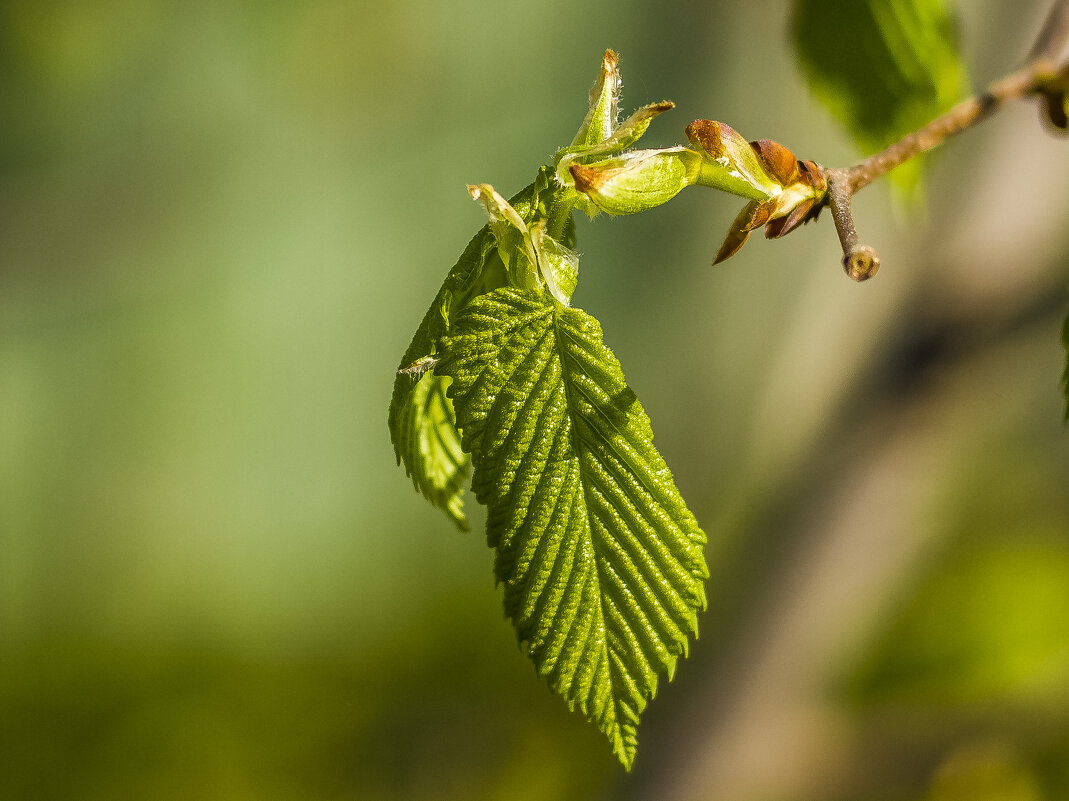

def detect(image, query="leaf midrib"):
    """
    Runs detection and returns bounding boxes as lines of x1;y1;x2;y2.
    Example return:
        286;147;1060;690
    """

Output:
550;300;639;749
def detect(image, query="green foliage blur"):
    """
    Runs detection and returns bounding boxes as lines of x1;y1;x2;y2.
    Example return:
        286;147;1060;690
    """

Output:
1;1;1067;800
793;0;970;195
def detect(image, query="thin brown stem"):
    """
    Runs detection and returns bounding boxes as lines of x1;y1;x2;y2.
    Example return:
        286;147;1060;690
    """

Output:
842;62;1046;194
821;0;1069;276
825;173;879;281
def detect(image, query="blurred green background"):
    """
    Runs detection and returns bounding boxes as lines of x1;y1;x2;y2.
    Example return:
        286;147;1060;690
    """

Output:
1;1;1067;799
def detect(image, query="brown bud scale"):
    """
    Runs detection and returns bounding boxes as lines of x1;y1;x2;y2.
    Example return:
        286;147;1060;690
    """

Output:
684;119;724;157
749;139;799;186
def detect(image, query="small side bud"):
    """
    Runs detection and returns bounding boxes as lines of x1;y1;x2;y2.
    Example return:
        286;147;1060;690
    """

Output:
843;246;881;281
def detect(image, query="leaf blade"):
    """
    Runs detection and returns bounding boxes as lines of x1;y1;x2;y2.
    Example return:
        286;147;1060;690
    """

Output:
387;225;497;529
388;169;574;528
436;288;707;768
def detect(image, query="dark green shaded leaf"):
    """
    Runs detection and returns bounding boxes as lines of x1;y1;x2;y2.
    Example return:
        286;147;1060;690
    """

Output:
436;287;708;768
792;0;969;192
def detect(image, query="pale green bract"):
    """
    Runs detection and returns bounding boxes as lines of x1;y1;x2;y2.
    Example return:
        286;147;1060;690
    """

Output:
435;288;708;769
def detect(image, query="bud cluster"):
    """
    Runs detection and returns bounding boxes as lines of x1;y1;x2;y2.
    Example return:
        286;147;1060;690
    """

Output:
552;52;828;264
469;49;834;293
468;182;578;307
685;120;828;263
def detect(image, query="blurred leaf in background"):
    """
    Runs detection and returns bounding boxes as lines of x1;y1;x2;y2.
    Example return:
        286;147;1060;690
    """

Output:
839;432;1069;801
791;0;970;195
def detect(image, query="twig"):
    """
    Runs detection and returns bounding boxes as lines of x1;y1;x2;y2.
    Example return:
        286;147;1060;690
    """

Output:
842;62;1053;195
825;173;879;281
824;0;1069;276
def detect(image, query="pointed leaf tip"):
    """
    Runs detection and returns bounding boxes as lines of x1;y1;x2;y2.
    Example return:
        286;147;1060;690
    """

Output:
571;50;623;149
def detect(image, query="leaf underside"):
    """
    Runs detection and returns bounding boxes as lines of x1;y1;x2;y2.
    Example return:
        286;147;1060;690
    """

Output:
388;226;496;529
436;287;708;768
792;0;969;195
389;171;564;529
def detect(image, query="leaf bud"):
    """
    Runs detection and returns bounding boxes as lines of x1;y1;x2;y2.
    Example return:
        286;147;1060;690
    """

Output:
468;184;580;305
569;147;700;215
569;49;622;149
685;120;782;200
843;246;881;281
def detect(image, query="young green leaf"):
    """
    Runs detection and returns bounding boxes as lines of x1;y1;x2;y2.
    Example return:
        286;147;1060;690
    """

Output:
436;287;708;769
792;0;969;194
388;170;562;528
387;227;494;530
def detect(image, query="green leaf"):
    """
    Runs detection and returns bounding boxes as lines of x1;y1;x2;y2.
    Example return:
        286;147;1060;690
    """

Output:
388;227;494;530
389;170;563;528
436;287;708;768
792;0;969;193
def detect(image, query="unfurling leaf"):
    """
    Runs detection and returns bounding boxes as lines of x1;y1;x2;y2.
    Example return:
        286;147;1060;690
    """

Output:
389;167;573;528
436;288;708;769
387;226;495;530
792;0;969;195
568;147;700;216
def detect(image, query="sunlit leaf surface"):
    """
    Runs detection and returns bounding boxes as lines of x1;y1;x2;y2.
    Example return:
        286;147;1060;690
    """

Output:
436;288;708;768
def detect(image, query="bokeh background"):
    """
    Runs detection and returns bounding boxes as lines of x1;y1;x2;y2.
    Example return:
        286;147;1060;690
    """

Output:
2;1;1067;799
